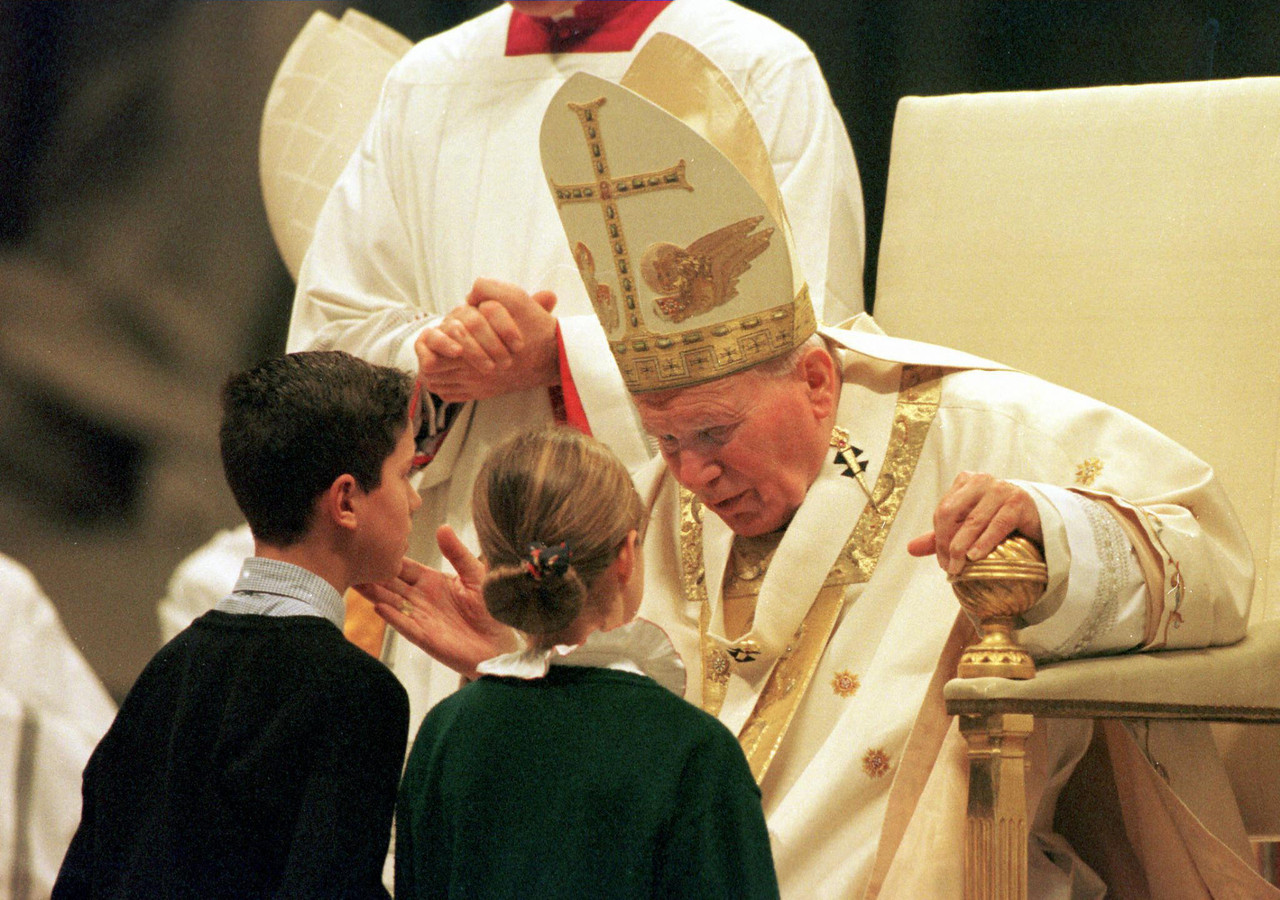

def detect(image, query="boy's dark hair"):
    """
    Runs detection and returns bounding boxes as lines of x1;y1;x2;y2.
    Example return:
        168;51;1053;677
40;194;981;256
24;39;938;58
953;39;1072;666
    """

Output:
220;350;414;546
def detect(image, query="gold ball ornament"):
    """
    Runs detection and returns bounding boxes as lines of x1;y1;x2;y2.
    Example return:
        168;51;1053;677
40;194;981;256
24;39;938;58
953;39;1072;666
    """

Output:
951;536;1047;679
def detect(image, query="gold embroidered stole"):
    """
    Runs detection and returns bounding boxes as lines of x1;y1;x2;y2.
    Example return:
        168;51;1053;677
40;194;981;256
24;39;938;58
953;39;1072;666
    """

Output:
681;365;945;783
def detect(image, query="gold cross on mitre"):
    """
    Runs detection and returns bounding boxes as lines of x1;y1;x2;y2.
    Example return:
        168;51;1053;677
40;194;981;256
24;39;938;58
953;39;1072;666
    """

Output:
539;34;816;394
548;97;693;335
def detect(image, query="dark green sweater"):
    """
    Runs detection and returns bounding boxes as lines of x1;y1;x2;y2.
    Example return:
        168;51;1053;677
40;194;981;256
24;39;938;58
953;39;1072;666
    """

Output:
54;611;408;899
396;666;779;900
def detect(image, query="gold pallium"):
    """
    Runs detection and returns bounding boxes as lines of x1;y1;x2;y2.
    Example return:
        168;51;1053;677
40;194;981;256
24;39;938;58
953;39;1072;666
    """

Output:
683;366;947;783
641;215;774;323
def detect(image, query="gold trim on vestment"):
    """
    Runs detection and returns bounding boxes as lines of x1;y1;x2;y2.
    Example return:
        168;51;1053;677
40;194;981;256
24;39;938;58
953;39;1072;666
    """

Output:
681;366;947;783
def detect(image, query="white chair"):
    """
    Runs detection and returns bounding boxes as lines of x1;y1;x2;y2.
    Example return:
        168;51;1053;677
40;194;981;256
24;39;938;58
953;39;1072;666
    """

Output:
872;76;1280;897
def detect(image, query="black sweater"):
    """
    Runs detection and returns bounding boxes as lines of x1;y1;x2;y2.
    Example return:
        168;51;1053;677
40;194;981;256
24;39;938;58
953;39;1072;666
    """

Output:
54;611;408;899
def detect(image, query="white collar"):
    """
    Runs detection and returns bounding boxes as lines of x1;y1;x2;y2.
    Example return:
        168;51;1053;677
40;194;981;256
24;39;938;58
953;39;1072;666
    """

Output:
476;618;687;697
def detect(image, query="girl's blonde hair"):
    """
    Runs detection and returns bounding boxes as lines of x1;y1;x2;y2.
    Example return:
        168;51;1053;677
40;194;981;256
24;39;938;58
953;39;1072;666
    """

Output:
473;427;645;642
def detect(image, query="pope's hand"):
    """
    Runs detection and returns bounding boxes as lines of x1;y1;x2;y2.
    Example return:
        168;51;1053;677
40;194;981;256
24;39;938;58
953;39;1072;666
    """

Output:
360;525;519;679
415;278;559;403
906;472;1043;575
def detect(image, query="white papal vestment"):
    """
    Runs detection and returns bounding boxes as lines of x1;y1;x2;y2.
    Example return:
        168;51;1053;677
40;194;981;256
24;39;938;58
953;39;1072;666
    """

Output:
633;320;1265;899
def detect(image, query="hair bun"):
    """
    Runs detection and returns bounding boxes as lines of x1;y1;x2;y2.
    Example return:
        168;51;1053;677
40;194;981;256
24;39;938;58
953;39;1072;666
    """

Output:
483;560;584;636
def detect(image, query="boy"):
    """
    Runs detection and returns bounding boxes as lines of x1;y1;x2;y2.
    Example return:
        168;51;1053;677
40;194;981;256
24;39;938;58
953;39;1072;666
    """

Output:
54;351;416;899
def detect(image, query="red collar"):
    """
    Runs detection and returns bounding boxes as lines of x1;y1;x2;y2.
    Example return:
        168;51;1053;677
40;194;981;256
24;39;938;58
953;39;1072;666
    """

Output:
505;1;673;56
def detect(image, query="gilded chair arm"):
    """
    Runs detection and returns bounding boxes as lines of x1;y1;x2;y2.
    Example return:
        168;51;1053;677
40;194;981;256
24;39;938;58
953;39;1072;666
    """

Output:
944;619;1280;723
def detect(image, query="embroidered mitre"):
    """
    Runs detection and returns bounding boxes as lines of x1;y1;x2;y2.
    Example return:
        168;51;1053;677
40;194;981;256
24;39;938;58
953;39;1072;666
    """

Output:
539;33;815;393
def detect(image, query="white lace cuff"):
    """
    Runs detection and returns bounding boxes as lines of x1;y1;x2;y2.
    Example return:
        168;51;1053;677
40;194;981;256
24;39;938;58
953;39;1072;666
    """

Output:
1011;482;1146;660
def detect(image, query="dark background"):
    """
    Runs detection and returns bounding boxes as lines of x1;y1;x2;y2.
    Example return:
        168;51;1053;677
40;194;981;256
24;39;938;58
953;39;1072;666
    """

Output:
1;0;1276;699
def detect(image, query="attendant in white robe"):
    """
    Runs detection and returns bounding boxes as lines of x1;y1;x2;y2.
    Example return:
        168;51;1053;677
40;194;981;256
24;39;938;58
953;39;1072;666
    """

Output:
0;555;115;898
371;39;1273;898
286;0;865;731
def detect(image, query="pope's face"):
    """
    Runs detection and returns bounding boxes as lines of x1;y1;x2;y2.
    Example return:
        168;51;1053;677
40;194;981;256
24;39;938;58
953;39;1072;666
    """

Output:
636;355;834;537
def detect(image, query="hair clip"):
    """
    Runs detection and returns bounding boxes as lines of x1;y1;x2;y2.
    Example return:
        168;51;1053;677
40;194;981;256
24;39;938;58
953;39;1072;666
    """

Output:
522;540;573;581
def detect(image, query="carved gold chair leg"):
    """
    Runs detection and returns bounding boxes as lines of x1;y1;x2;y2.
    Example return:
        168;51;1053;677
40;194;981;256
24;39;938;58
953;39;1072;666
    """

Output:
951;537;1048;900
960;712;1034;900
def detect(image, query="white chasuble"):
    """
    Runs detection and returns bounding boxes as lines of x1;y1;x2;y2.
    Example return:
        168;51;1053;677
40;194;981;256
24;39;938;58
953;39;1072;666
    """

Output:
634;328;1257;899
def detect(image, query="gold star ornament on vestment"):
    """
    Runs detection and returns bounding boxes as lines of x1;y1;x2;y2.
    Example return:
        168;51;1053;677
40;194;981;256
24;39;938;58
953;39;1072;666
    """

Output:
1075;457;1103;486
831;670;860;697
862;748;892;779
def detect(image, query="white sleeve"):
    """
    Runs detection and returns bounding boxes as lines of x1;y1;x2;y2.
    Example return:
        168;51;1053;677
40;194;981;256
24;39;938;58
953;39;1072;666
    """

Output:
1010;481;1148;660
286;79;431;376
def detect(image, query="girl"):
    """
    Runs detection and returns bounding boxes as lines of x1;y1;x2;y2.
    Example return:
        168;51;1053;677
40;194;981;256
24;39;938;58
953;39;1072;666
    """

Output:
395;427;778;899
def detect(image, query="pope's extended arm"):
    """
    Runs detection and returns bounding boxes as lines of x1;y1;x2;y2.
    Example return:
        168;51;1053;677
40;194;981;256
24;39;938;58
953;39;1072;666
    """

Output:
906;472;1156;659
906;465;1249;662
360;526;519;679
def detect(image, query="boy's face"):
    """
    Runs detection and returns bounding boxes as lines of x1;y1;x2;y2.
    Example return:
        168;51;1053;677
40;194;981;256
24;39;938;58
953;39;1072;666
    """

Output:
353;422;422;582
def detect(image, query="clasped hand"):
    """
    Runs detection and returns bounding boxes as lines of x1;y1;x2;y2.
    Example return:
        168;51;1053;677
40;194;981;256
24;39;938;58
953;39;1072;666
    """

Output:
415;278;560;403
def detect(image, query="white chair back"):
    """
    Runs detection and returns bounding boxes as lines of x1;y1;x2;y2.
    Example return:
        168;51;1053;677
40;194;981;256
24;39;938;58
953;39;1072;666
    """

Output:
872;76;1280;839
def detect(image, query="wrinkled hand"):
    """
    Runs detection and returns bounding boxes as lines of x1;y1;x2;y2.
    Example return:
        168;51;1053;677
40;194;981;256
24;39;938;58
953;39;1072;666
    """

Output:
906;472;1043;575
358;525;518;679
415;278;559;403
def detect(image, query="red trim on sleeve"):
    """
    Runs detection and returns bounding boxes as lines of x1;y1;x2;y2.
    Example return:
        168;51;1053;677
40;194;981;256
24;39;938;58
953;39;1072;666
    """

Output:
506;1;673;56
555;324;593;436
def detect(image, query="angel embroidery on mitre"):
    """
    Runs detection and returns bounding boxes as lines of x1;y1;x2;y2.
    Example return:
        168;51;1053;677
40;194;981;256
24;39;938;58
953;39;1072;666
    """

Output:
573;241;620;333
641;215;774;324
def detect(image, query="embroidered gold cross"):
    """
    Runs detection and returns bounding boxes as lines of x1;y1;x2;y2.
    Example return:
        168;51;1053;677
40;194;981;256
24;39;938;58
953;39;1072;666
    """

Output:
549;97;693;334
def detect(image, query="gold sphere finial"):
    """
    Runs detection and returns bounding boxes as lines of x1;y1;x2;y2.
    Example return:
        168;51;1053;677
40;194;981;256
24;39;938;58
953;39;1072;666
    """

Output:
951;535;1047;679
